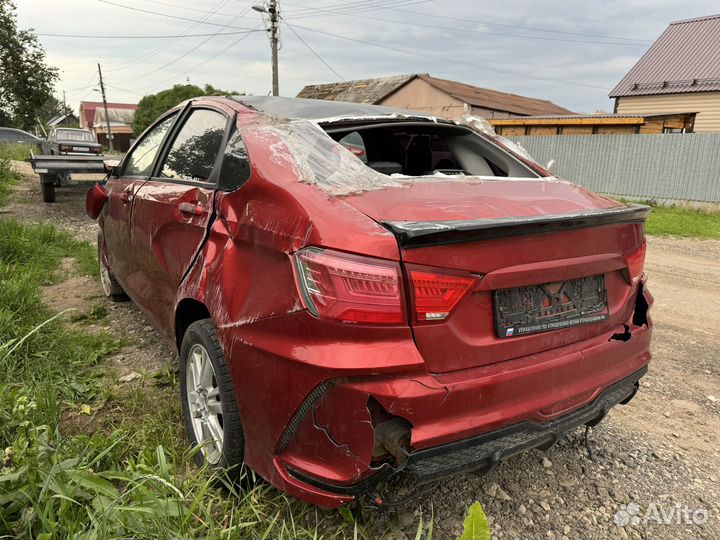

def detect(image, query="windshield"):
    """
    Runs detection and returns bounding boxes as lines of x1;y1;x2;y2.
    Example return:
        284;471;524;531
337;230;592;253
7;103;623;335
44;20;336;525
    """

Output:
57;129;95;142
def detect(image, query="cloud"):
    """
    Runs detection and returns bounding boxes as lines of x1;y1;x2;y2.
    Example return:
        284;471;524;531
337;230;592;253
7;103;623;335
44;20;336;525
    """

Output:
16;0;719;114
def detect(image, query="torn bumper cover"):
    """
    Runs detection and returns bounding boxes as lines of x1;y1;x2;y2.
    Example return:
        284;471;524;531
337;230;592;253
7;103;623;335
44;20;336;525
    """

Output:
271;310;651;506
287;367;646;496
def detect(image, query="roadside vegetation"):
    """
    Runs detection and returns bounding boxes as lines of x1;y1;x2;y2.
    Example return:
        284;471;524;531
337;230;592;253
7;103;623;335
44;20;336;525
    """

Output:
645;204;720;239
0;130;497;540
0;142;33;162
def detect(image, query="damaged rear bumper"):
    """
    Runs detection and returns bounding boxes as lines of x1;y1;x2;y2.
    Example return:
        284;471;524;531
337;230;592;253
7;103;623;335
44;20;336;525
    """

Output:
286;366;645;496
221;279;652;508
271;316;651;506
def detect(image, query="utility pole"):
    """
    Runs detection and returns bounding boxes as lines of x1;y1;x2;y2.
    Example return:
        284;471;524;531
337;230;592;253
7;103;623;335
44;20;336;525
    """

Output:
253;1;280;96
62;90;69;125
269;0;279;96
97;63;114;151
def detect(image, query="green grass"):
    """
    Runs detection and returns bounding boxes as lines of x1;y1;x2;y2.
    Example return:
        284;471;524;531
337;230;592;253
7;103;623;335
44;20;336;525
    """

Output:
0;220;367;539
0;157;20;206
0;153;389;539
0;142;34;161
645;205;720;239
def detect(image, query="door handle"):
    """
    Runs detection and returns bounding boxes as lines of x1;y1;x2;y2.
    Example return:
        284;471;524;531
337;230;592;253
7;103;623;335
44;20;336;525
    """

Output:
120;191;133;204
178;202;205;216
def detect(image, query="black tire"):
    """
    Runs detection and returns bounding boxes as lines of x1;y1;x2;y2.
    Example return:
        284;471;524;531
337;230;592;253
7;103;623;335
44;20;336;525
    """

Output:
41;180;55;203
99;241;128;302
180;319;244;480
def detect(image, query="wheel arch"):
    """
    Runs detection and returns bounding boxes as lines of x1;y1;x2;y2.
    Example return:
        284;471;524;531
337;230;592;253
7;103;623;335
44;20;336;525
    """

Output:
175;298;212;351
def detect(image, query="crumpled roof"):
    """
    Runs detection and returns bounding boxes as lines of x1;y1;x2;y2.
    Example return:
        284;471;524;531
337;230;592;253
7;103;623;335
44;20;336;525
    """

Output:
610;14;720;97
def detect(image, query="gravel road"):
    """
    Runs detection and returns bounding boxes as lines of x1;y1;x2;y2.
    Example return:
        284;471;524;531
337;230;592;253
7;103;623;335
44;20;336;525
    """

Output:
6;164;719;539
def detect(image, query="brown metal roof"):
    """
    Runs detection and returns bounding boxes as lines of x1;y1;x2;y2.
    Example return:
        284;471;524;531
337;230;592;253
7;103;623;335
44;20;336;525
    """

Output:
415;75;574;115
609;14;720;98
296;74;416;104
296;74;573;116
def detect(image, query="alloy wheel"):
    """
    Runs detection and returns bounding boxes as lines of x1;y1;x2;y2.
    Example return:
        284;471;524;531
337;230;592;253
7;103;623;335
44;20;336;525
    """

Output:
186;343;224;464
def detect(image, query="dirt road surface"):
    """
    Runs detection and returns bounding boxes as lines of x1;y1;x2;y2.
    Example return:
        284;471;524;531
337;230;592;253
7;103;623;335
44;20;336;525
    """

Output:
6;166;719;539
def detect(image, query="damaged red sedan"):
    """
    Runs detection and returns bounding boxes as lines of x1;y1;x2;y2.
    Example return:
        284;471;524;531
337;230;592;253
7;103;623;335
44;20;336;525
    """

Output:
88;96;653;507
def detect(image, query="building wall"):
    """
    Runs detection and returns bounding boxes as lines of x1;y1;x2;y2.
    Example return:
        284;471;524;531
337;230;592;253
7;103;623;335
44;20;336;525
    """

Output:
379;78;529;120
379;78;469;118
616;92;720;132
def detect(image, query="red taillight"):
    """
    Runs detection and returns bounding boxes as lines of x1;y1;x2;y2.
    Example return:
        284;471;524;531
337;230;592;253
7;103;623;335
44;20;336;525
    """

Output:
60;144;72;152
625;240;647;284
293;247;404;324
409;268;476;322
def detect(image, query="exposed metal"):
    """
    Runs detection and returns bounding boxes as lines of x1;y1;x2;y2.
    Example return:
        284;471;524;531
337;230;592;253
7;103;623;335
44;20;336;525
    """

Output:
512;133;720;203
610;14;720;97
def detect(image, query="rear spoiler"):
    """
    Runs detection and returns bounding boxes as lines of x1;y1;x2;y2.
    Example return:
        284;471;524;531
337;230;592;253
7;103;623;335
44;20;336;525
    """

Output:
382;204;651;249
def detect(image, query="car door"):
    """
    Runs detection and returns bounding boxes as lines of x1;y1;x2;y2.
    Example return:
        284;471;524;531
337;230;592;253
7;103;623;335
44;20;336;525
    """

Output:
103;112;178;293
128;106;231;335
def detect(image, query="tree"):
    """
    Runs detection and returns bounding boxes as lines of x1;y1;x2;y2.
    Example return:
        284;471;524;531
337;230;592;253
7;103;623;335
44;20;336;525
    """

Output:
132;84;240;137
0;0;58;130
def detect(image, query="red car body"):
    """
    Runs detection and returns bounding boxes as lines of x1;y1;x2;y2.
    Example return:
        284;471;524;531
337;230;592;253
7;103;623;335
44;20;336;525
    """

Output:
91;96;653;507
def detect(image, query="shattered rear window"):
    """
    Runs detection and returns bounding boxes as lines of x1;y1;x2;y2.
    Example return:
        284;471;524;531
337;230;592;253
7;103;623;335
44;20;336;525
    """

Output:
245;119;542;196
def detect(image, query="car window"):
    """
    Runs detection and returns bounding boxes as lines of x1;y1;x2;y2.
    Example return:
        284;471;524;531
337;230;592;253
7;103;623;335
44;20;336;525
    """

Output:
0;130;11;140
338;131;367;163
57;129;95;142
218;129;251;190
159;109;227;183
123;114;176;177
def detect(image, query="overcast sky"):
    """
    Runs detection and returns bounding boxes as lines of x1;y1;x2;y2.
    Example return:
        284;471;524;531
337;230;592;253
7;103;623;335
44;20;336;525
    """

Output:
16;0;720;114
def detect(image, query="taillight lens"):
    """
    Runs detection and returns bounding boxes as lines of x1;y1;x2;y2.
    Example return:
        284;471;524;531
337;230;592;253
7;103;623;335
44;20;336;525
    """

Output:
60;144;72;152
293;247;404;324
625;240;647;284
409;268;476;322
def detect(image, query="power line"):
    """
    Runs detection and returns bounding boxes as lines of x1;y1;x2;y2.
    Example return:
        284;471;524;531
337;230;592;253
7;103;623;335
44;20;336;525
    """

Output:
282;18;344;81
96;0;257;30
134;0;238;18
283;0;652;44
127;24;262;93
288;23;609;90
109;2;257;82
383;7;653;44
290;10;650;47
104;0;241;72
37;30;264;39
283;0;434;16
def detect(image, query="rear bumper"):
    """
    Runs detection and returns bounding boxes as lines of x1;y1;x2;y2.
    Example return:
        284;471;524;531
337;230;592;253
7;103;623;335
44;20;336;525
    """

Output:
288;366;645;496
222;279;653;508
272;321;651;506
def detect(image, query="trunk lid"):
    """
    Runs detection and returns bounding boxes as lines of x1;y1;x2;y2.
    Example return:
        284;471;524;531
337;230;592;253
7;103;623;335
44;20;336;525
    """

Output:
342;179;648;373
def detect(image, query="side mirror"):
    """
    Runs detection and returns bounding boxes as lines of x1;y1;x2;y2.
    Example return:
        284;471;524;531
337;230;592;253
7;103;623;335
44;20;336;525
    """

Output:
86;183;108;219
103;159;121;176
